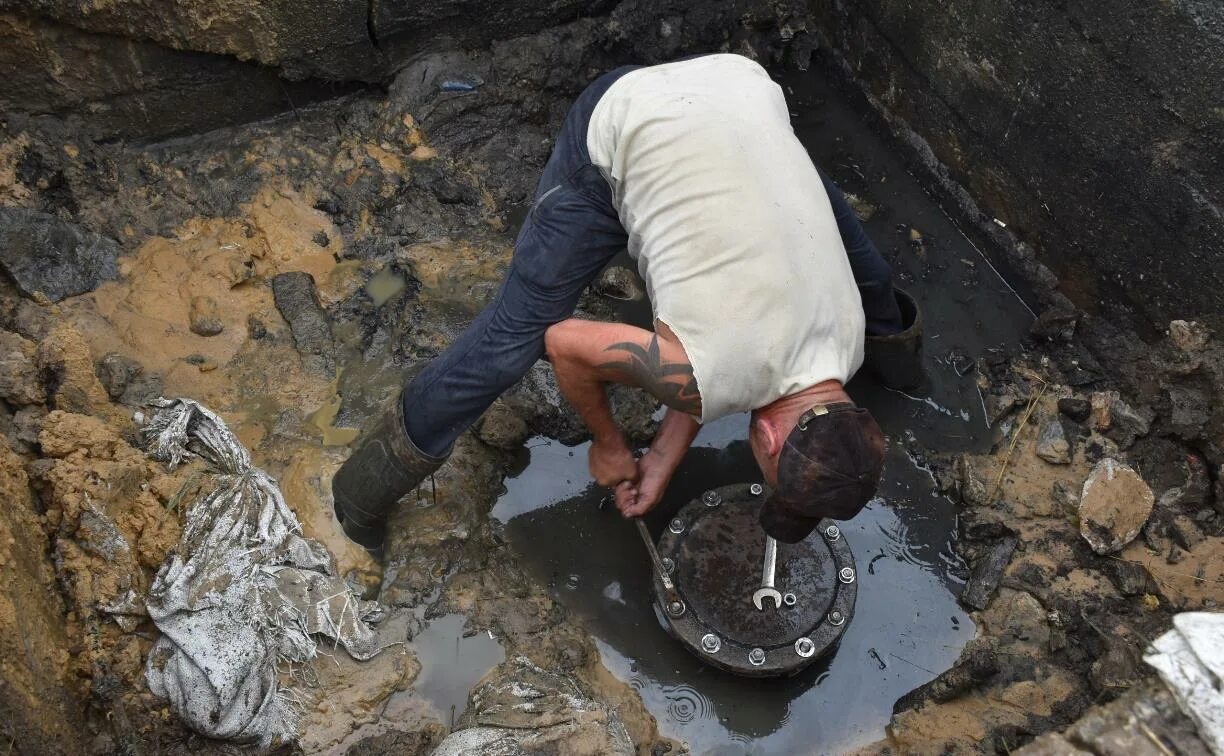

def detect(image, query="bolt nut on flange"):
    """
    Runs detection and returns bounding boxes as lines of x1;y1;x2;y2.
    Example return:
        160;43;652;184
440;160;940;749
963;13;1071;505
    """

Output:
839;567;856;584
748;647;766;666
795;637;816;658
702;490;722;507
782;592;797;607
666;600;686;617
668;518;685;534
749;483;763;496
700;633;721;654
824;525;841;541
661;557;675;574
828;610;846;626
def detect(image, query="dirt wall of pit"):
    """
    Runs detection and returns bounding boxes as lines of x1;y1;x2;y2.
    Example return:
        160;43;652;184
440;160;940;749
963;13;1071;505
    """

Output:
810;0;1224;330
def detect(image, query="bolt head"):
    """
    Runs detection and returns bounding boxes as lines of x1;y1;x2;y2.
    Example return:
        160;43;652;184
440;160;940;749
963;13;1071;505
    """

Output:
782;592;797;607
668;518;685;534
749;483;763;496
666;600;686;617
700;633;721;653
795;637;816;658
828;610;846;626
661;557;675;574
748;647;766;666
824;525;841;541
839;567;856;584
701;490;721;507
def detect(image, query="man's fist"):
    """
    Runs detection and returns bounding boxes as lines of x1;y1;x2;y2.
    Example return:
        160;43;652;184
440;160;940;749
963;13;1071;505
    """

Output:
589;436;638;488
615;449;675;518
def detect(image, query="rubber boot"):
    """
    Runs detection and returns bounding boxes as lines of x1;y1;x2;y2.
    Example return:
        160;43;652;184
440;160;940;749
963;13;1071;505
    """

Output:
863;288;924;390
331;397;448;551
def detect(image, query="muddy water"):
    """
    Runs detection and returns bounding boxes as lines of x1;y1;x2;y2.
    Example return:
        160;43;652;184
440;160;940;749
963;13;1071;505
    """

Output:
490;68;1034;752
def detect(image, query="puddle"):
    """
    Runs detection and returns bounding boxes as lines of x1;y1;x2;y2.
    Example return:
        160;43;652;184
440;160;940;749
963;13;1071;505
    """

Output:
489;65;1034;752
366;267;407;306
409;613;506;727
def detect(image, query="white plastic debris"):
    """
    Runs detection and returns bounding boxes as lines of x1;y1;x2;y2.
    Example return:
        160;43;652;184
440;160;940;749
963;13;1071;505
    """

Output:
142;398;385;747
1144;612;1224;755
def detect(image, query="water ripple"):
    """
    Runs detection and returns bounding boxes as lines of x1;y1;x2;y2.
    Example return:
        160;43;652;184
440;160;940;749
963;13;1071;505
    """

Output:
663;684;712;724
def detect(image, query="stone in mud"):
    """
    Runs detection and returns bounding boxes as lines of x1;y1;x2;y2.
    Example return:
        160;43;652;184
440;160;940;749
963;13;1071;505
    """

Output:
986;389;1022;426
1057;397;1091;423
1164;385;1209;441
477;402;531;450
592;265;645;302
1078;459;1154;555
1035;419;1072;464
1168;320;1211;354
188;295;224;336
961;535;1018;611
1056;680;1212;756
95;352;142;401
0;208;120;302
1090;391;1151;449
434;656;634;756
0;331;45;406
36;325;113;416
1015;733;1091;755
1030;305;1078;342
955;454;992;507
503;361;659;446
893;641;999;713
844;192;877;222
272;272;334;373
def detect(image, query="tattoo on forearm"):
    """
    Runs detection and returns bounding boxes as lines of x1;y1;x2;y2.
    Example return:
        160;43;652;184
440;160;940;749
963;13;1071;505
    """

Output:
598;336;702;414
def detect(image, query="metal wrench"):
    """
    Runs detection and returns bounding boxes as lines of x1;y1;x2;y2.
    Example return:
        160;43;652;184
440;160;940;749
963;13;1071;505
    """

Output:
636;519;682;607
752;535;782;610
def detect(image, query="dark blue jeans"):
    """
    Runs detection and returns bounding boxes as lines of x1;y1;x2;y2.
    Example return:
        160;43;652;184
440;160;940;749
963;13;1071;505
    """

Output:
402;66;901;457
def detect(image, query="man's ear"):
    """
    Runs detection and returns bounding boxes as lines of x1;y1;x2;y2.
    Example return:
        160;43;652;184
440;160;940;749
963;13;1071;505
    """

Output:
754;414;786;457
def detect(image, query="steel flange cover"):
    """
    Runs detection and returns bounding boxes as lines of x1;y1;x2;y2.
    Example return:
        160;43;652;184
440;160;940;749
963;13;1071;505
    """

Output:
651;483;856;677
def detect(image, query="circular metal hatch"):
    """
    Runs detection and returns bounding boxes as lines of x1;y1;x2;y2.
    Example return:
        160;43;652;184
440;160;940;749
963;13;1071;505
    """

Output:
650;483;857;677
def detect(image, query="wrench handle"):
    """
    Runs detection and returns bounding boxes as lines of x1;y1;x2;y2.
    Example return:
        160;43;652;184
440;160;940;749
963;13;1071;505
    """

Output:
761;535;778;586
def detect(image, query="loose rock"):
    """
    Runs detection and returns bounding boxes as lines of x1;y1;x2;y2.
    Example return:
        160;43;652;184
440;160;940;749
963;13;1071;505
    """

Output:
1090;391;1152;448
1035;418;1072;464
187;295;224;336
1079;459;1155;555
592;265;645;302
0;208;121;302
0;331;45;406
1030;306;1078;342
1168;320;1211;354
272;272;334;373
95;352;142;401
477;403;531;450
1057;397;1091;423
961;535;1018;611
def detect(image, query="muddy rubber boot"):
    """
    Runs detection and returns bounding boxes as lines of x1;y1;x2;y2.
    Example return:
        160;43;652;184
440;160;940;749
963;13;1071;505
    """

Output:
331;398;448;551
863;288;925;390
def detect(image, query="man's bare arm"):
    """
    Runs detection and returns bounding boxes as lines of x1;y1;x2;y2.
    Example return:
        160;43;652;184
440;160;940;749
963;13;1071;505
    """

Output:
544;319;702;489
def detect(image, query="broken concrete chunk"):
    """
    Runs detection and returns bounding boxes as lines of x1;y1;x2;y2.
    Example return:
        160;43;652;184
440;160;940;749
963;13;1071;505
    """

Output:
1035;419;1072;464
1164;385;1209;441
1168;320;1211;354
271;272;334;373
0;331;45;406
188;295;224;337
0;208;120;302
1079;459;1155;555
95;352;142;401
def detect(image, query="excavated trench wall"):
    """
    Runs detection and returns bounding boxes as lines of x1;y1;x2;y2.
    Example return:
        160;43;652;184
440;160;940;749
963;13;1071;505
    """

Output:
2;0;1218;327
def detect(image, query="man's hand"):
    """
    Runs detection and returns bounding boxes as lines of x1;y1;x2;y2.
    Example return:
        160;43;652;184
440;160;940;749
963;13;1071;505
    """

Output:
589;436;638;488
614;448;676;517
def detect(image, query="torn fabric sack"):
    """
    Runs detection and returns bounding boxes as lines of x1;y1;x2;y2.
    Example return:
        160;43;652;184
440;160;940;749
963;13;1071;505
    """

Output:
142;398;386;746
1144;611;1224;755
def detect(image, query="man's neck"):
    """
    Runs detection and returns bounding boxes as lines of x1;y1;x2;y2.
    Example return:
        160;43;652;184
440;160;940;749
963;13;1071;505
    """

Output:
765;379;851;420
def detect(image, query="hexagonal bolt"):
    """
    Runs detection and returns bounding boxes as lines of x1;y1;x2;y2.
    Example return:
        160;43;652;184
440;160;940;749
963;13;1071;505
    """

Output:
828;610;846;626
838;567;856;584
701;490;721;507
748;647;766;666
794;637;816;658
700;633;722;654
668;518;685;534
824;525;842;541
666;600;686;617
661;557;675;574
749;483;763;496
782;592;797;607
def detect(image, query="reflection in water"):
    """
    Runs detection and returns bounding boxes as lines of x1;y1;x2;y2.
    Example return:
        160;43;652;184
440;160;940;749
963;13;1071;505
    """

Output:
410;613;505;724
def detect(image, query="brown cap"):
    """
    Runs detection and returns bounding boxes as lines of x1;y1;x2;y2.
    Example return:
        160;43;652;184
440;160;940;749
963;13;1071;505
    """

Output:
759;403;886;543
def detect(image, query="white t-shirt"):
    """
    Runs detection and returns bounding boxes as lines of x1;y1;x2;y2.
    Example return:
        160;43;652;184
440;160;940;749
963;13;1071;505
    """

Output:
586;54;865;422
